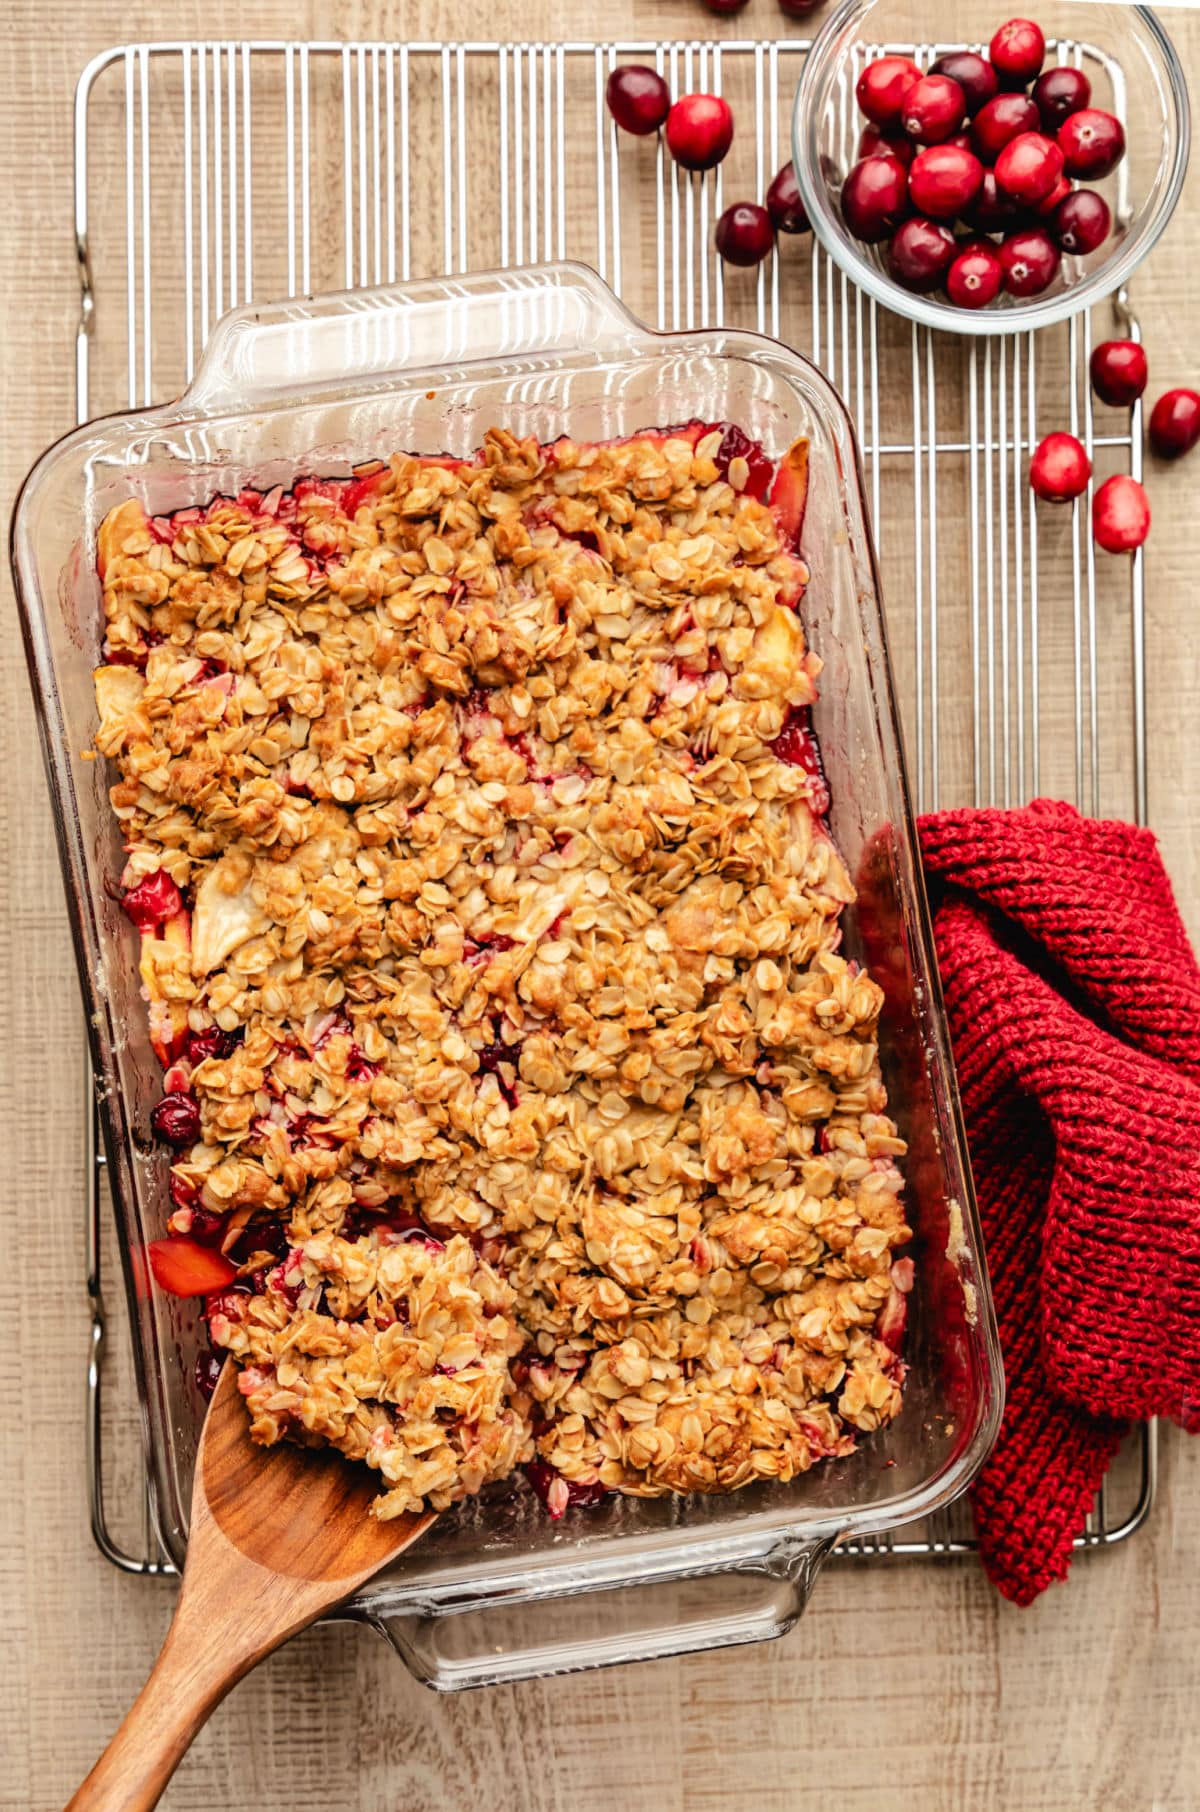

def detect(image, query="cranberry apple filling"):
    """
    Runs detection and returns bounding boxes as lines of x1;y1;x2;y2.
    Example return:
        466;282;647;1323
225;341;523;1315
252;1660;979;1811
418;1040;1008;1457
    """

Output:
96;424;910;1521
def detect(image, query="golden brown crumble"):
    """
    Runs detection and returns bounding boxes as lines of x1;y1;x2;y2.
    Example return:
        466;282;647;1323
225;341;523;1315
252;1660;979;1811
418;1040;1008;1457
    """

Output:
95;424;911;1520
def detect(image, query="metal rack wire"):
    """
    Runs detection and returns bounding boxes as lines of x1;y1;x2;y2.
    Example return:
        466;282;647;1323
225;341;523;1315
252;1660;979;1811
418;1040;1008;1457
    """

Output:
74;36;1156;1576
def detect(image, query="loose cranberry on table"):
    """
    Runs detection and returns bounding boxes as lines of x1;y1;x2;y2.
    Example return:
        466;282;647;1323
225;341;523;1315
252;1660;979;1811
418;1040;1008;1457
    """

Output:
857;122;914;167
605;66;671;137
965;169;1023;234
901;74;966;146
777;0;826;14
1029;432;1092;501
1058;108;1126;180
766;162;810;233
930;51;997;117
1033;66;1091;131
1149;389;1200;460
946;239;1005;310
887;216;956;292
1092;474;1151;552
855;55;921;129
665;93;734;170
700;0;749;10
1052;189;1111;254
908;144;984;220
1090;340;1148;406
994;132;1064;205
999;226;1060;298
715;202;775;266
971;93;1040;164
989;17;1046;89
840;154;909;242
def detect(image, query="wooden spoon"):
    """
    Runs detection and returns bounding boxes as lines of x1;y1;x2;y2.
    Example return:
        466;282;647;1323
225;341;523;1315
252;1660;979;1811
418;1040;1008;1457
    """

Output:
68;1362;432;1810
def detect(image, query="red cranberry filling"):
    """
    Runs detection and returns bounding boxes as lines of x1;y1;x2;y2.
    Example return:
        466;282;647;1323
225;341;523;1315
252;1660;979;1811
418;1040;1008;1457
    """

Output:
526;1458;610;1518
771;707;832;815
121;870;183;933
713;425;773;501
195;1351;224;1397
476;1036;520;1109
184;1024;242;1064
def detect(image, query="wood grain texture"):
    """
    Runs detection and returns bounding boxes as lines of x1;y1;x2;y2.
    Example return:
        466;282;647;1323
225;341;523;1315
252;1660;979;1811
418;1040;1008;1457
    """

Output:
2;3;1200;1810
68;1366;432;1810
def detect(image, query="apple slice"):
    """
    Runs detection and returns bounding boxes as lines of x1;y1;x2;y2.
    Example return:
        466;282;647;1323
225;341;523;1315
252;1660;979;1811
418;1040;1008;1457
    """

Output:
191;857;271;976
769;437;809;548
147;1236;237;1297
97;498;152;579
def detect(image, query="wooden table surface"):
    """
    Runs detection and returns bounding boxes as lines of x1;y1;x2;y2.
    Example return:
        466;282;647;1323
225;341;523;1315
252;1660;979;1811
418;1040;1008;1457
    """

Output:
4;2;1200;1807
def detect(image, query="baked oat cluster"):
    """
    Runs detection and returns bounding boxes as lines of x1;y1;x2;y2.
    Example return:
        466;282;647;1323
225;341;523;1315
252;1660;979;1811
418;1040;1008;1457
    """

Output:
94;422;912;1522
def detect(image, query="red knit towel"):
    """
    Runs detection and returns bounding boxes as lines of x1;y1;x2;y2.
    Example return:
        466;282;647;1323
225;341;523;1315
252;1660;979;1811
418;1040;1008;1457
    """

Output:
918;800;1200;1605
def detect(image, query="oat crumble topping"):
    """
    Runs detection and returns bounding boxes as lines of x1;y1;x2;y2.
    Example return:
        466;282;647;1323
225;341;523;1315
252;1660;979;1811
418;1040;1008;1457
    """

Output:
94;423;912;1521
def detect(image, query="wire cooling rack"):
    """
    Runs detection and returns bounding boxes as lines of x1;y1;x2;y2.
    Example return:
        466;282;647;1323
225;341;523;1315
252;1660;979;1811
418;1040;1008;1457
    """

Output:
74;36;1155;1575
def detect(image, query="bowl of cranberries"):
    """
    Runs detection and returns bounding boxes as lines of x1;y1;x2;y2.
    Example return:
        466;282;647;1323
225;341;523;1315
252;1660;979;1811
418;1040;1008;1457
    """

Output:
793;0;1189;332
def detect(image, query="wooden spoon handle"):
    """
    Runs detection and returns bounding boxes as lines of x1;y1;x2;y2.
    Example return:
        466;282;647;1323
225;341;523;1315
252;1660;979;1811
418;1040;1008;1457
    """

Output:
66;1557;322;1811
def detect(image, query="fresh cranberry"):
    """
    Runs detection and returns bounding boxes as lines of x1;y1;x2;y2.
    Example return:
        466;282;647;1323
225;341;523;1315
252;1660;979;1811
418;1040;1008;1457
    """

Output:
989;18;1046;88
151;1092;201;1147
1058;108;1125;180
1029;432;1092;501
1092;475;1150;552
715;202;775;266
855;56;921;129
121;870;183;933
526;1459;610;1518
886;216;956;292
964;169;1023;234
900;75;966;146
994;132;1064;206
946;240;1004;309
1149;388;1200;460
765;162;810;233
1034;175;1073;218
713;425;773;499
771;707;831;813
907;144;984;219
840;154;909;243
857;123;914;168
1033;66;1091;130
1089;340;1148;407
605;65;671;137
998;226;1060;298
700;0;749;9
195;1351;224;1398
971;93;1040;164
665;94;734;171
930;52;997;116
777;0;825;14
1052;188;1111;253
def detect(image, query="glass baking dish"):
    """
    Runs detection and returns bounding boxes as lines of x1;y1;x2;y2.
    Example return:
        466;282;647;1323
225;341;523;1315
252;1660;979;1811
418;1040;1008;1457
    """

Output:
13;262;1002;1689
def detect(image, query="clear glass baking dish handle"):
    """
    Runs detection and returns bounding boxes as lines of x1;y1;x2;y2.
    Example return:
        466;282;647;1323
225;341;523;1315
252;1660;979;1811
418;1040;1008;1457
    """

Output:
183;263;650;412
357;1537;837;1691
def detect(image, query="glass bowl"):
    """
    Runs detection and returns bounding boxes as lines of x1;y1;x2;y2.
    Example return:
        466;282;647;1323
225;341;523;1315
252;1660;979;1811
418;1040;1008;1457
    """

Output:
792;0;1190;334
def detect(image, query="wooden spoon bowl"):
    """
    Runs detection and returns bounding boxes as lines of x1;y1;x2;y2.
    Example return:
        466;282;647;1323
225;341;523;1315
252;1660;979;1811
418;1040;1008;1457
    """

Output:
68;1362;432;1810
